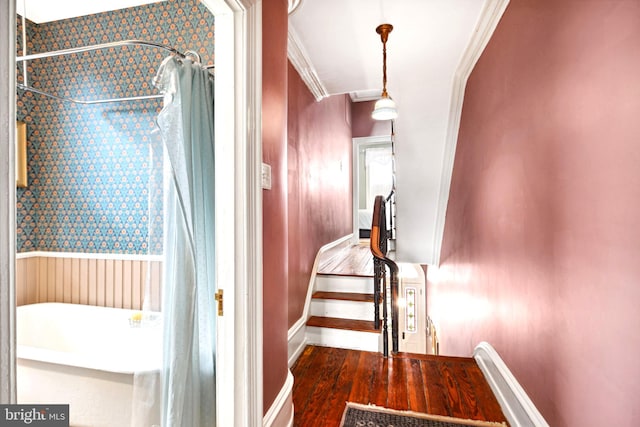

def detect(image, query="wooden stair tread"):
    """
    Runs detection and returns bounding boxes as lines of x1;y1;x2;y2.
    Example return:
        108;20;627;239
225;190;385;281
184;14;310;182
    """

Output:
306;316;380;333
312;291;374;302
316;272;374;278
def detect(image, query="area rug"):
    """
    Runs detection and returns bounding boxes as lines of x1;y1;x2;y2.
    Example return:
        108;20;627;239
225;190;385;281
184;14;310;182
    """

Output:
339;402;507;427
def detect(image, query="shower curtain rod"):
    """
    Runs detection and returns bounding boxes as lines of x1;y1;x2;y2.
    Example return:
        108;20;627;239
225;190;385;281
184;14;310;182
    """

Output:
16;82;163;105
15;39;188;62
16;39;214;105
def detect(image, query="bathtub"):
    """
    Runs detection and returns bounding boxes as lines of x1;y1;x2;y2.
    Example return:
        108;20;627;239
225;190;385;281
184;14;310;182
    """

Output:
17;302;162;427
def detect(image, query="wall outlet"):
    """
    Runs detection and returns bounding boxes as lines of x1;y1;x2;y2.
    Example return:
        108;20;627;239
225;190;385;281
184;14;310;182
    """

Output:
261;163;271;190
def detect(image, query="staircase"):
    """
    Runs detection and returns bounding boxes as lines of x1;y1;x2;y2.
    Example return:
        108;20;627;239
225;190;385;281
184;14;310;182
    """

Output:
305;272;382;352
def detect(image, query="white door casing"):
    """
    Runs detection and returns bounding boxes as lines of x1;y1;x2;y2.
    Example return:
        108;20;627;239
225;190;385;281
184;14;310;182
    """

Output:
352;135;393;245
0;0;18;405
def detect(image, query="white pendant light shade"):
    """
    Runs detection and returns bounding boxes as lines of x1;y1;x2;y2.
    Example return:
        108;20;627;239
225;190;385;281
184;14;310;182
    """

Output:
371;96;398;121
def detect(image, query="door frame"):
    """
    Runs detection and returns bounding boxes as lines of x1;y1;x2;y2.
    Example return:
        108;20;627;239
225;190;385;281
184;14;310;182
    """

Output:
0;0;18;406
0;1;264;426
352;135;393;244
203;0;263;426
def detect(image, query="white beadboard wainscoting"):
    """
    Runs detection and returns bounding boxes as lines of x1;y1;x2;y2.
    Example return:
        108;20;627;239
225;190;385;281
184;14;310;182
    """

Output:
16;252;162;311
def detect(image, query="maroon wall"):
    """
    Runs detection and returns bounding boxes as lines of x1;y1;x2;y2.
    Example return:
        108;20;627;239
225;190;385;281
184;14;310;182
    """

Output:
351;100;391;138
261;0;289;414
427;1;640;426
287;62;353;328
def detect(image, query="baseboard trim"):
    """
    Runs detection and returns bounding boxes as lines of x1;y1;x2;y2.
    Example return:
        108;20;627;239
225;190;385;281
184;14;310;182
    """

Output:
287;320;307;368
473;342;549;427
263;371;294;427
287;234;353;366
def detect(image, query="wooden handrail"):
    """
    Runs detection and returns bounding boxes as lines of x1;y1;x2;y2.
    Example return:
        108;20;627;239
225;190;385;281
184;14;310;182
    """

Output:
370;195;399;357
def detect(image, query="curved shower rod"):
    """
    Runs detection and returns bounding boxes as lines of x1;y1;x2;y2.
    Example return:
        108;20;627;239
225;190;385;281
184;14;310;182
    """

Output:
17;83;163;105
16;39;213;105
16;39;189;62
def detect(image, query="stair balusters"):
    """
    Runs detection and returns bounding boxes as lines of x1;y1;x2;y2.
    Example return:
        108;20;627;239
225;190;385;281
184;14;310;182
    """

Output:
370;193;399;357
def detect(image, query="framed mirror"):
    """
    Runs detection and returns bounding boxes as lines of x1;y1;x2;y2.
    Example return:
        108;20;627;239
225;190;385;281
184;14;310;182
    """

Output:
16;121;27;188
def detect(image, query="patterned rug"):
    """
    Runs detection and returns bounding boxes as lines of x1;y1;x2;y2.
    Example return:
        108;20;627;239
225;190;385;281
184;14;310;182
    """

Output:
339;403;508;427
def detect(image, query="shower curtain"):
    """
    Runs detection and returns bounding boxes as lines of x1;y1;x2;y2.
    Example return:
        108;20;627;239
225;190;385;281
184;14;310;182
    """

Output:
132;55;216;427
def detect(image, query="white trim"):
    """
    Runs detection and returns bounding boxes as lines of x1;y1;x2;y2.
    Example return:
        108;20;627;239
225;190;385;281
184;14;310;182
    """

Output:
15;251;163;261
432;0;510;265
287;25;329;102
287;234;352;366
209;1;264;426
263;371;294;427
287;319;307;368
0;0;17;404
352;136;393;245
474;342;549;427
349;90;382;103
189;1;261;425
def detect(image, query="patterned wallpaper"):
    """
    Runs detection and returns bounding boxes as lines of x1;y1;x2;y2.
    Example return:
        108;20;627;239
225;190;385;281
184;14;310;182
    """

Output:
16;0;215;254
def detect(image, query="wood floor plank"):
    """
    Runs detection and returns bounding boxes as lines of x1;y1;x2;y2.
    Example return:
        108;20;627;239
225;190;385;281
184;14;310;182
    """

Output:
369;355;389;408
447;360;482;420
292;346;328;422
347;350;377;405
440;361;467;419
407;358;429;413
464;361;507;422
295;348;348;427
420;359;451;415
291;345;318;396
318;349;361;425
387;357;410;410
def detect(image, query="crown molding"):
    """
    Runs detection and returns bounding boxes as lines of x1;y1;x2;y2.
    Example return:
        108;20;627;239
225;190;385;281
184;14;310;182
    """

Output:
287;25;329;102
431;0;510;265
349;90;381;103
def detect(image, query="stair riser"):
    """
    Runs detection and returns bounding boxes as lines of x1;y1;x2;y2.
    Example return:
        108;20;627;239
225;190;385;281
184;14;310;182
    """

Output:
306;326;380;352
310;299;377;321
315;275;373;294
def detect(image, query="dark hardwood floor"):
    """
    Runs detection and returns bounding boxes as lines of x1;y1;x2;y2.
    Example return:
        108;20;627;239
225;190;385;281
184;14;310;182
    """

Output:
291;345;508;427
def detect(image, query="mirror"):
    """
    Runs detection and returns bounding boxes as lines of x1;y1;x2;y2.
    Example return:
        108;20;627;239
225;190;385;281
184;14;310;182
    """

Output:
16;121;27;188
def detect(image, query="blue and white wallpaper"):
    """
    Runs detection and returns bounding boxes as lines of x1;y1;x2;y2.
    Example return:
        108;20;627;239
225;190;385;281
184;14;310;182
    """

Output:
16;0;215;254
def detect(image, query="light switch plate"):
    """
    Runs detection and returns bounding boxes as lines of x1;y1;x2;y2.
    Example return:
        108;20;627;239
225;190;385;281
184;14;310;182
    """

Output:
261;163;272;190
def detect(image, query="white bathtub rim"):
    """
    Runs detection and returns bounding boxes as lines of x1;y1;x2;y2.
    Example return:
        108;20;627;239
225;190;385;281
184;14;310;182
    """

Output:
17;302;162;375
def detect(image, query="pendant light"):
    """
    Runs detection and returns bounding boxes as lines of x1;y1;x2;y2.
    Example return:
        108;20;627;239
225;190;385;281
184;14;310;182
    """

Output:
372;23;398;121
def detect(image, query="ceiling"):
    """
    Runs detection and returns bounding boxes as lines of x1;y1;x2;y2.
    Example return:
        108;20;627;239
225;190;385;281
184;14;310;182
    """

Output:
289;0;486;101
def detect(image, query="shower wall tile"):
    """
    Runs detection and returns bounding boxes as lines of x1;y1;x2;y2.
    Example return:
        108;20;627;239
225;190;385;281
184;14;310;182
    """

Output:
16;0;215;254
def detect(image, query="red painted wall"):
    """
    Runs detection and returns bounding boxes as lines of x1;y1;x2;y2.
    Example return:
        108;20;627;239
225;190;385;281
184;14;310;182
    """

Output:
351;100;391;138
287;62;353;328
262;0;289;414
427;1;640;426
